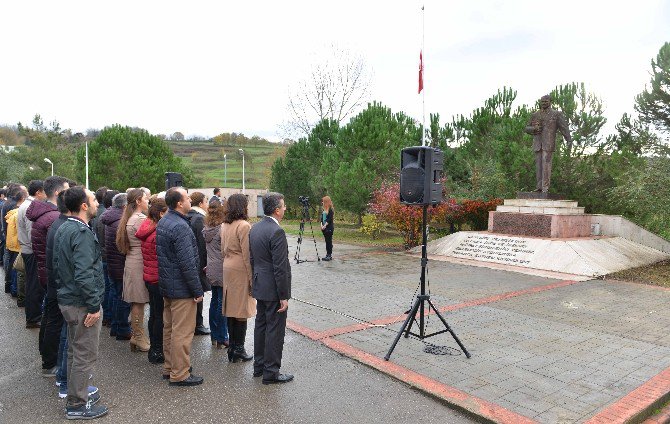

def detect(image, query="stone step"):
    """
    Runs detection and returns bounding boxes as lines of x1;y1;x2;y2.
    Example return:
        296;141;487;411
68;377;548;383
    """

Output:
504;199;579;208
496;205;585;214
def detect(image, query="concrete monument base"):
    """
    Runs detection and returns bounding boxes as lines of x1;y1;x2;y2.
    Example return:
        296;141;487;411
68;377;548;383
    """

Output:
421;231;669;277
420;197;670;277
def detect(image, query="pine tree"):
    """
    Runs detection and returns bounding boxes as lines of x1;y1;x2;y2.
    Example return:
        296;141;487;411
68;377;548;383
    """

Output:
635;42;670;135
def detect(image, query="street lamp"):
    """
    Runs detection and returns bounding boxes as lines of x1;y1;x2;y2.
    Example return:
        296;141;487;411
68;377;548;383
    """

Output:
238;149;245;194
44;157;53;176
223;154;227;187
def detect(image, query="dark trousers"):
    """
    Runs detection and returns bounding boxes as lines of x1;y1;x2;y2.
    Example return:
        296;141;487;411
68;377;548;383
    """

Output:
209;286;228;343
39;295;64;369
322;231;333;256
253;300;287;379
102;263;112;322
22;253;43;323
4;249;18;294
146;282;164;350
110;276;131;336
196;301;204;328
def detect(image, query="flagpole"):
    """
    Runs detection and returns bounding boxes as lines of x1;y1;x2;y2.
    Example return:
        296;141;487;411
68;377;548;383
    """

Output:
421;4;426;147
85;140;89;190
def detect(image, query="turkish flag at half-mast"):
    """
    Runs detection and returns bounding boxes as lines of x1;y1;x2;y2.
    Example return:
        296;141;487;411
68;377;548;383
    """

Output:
418;50;424;94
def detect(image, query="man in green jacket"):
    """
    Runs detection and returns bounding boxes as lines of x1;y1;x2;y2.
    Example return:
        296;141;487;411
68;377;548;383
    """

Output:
53;187;108;420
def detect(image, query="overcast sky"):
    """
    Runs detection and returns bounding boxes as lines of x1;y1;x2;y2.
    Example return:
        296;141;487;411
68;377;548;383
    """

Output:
1;0;668;141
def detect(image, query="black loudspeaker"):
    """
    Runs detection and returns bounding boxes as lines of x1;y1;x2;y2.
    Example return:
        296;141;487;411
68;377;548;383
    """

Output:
165;172;183;190
400;146;443;205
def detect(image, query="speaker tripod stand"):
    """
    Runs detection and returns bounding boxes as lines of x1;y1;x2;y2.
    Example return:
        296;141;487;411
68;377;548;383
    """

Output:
384;204;471;361
294;199;321;264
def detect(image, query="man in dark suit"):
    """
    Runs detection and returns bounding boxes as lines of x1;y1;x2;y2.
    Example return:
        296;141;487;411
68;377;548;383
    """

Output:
250;192;293;385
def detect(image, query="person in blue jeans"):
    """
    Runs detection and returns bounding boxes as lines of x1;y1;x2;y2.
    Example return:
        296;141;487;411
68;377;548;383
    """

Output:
99;192;131;340
203;200;228;349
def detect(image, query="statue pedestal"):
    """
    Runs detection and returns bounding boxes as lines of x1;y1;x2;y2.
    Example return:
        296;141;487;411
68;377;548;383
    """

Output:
516;191;564;200
488;199;591;238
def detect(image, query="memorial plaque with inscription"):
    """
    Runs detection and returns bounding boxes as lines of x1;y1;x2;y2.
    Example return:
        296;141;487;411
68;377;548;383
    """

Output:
451;234;536;266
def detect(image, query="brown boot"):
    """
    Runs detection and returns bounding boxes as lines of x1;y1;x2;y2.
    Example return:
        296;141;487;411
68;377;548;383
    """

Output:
130;310;150;352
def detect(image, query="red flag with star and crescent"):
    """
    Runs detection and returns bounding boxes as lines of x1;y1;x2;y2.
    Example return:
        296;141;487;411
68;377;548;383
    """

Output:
418;51;424;94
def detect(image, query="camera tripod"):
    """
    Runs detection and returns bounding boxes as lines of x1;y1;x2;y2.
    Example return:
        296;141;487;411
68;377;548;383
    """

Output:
385;204;470;361
294;200;321;264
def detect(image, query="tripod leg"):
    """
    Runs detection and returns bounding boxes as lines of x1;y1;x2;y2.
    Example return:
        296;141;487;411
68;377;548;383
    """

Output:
385;297;422;361
427;299;471;358
307;219;321;260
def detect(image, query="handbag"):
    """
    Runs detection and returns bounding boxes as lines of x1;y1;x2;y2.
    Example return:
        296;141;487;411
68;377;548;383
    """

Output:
13;253;25;273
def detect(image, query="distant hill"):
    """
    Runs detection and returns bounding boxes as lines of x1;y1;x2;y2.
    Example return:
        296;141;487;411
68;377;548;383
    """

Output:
168;140;287;189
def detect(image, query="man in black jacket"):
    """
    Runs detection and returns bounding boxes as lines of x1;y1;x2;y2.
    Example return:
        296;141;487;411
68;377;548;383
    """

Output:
156;187;204;387
54;187;107;419
250;192;293;385
187;191;210;336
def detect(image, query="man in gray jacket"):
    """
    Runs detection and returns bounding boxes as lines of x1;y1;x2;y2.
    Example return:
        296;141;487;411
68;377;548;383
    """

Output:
250;192;293;385
54;187;107;420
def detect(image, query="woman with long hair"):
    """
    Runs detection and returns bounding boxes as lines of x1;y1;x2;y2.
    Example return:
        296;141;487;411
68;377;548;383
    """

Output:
116;188;150;352
203;199;228;349
135;197;168;363
320;196;335;261
220;194;255;362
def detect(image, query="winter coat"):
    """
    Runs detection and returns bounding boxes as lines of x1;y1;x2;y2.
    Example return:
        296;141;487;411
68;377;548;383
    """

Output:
17;197;33;254
156;209;203;299
45;214;68;299
1;199;17;240
221;219;255;318
26;200;60;288
53;217;104;313
187;208;209;291
92;205;107;262
100;206;126;282
122;212;149;303
135;218;159;284
5;208;20;252
202;224;223;287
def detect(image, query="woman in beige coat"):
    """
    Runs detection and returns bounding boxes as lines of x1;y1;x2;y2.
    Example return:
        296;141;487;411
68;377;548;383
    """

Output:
117;188;150;352
221;194;256;362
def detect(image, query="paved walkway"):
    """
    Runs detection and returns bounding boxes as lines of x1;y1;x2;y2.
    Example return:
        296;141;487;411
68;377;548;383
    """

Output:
0;262;473;423
286;236;670;423
3;234;670;423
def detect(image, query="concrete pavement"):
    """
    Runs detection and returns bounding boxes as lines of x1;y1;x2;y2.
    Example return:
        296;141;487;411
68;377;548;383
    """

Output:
0;260;473;423
285;236;670;423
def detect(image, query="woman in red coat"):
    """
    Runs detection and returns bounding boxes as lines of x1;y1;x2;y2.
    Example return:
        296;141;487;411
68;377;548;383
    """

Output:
135;197;167;364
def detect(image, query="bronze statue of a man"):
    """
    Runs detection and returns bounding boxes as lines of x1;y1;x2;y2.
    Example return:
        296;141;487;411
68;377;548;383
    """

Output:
524;95;572;193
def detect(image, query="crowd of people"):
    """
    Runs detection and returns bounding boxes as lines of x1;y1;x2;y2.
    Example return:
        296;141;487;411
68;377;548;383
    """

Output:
0;181;295;420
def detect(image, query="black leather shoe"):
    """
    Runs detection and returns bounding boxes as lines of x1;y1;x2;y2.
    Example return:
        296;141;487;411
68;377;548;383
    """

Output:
194;325;210;335
115;333;131;341
253;370;262;377
163;366;192;379
262;373;294;385
169;374;204;387
25;321;40;329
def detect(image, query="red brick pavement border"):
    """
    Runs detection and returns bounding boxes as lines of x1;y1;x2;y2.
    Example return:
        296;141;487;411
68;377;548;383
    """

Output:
585;368;670;424
287;277;670;423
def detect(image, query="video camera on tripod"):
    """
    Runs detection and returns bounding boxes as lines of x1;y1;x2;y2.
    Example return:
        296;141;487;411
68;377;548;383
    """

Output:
294;195;320;263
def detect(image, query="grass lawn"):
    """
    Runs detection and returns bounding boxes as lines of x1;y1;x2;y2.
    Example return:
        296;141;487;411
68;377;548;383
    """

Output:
248;218;406;249
168;140;286;189
605;259;670;287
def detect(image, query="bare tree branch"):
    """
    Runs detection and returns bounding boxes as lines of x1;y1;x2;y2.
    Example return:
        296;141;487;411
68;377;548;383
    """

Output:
284;45;372;138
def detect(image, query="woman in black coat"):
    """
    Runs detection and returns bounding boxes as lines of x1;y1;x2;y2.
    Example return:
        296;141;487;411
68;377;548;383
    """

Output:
320;196;334;261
